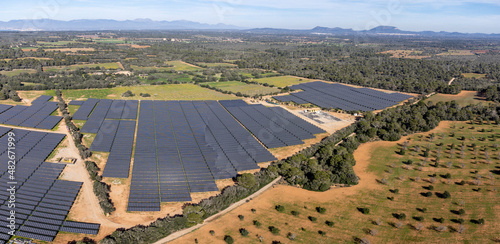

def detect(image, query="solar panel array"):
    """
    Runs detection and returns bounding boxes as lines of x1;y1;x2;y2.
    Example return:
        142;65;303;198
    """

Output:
101;120;136;178
73;99;138;122
273;81;414;111
71;98;99;120
128;100;277;211
220;100;325;148
68;100;84;106
0;97;62;130
31;95;53;105
0;127;99;242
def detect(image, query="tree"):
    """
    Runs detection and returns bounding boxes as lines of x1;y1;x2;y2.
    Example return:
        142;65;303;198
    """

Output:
239;228;249;236
183;205;205;227
224;235;234;244
237;173;257;189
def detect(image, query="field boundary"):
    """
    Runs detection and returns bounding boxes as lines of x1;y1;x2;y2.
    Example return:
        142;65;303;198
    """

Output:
153;176;282;244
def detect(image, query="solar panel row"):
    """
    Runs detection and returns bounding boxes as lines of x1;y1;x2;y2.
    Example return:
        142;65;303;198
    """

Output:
220;101;305;148
0;104;12;114
80;99;113;133
68;100;84;106
72;98;99;120
31;95;53;104
0;99;62;130
102;120;136;178
274;82;413;111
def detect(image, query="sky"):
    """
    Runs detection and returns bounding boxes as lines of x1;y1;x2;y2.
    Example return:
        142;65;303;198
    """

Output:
0;0;499;33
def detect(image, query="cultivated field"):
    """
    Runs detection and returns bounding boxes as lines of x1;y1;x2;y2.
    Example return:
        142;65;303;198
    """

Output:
165;61;203;71
44;47;96;53
56;84;238;100
462;73;487;79
427;91;491;106
197;62;237;68
0;69;37;76
379;50;430;59
437;50;475;56
171;121;499;244
43;62;121;72
253;76;313;87
204;81;281;96
130;65;175;72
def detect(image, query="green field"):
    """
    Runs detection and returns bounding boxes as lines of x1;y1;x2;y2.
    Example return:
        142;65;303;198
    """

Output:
43;62;121;72
182;121;499;243
37;41;79;46
55;84;238;100
165;61;202;71
130;65;175;72
253;76;312;87
462;73;487;79
197;62;237;68
94;38;127;44
204;81;280;96
426;91;492;106
0;69;37;77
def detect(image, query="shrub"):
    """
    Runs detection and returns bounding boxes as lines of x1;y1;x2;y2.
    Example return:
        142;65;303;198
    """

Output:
428;185;434;190
394;213;406;220
287;232;296;240
237;173;257;189
423;192;433;197
209;230;215;236
224;235;234;244
291;210;300;216
251;208;256;213
441;191;451;199
326;221;334;227
269;226;280;235
318;230;326;236
238;215;244;221
390;189;399;194
413;216;424;221
458;209;466;215
435;217;445;223
275;205;285;212
358;207;370;214
239;228;249;237
308;216;317;222
316;207;327;214
121;90;134;97
369;229;378;236
417;208;427;213
253;220;262;227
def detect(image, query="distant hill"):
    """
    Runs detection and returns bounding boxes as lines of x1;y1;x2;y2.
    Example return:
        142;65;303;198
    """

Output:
0;19;498;37
0;18;243;31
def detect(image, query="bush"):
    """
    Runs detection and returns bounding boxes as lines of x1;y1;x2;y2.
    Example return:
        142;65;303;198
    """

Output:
435;217;445;223
458;209;465;215
269;226;280;235
358;207;370;214
253;220;262;227
287;232;297;240
238;215;244;221
121;90;135;97
275;205;285;212
139;93;151;97
394;213;406;220
441;191;451;199
428;185;434;190
316;207;327;214
251;208;256;213
318;230;326;236
237;173;257;189
239;228;249;237
325;221;334;227
308;216;317;222
291;210;300;216
413;216;424;221
224;235;234;244
423;192;433;197
209;230;215;236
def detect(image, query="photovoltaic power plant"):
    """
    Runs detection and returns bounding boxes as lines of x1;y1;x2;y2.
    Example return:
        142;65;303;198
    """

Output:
0;97;62;130
128;100;280;211
0;126;100;242
273;81;414;111
220;100;326;148
75;98;323;210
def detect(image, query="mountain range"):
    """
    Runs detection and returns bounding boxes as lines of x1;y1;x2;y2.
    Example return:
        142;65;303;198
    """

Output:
0;19;498;37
